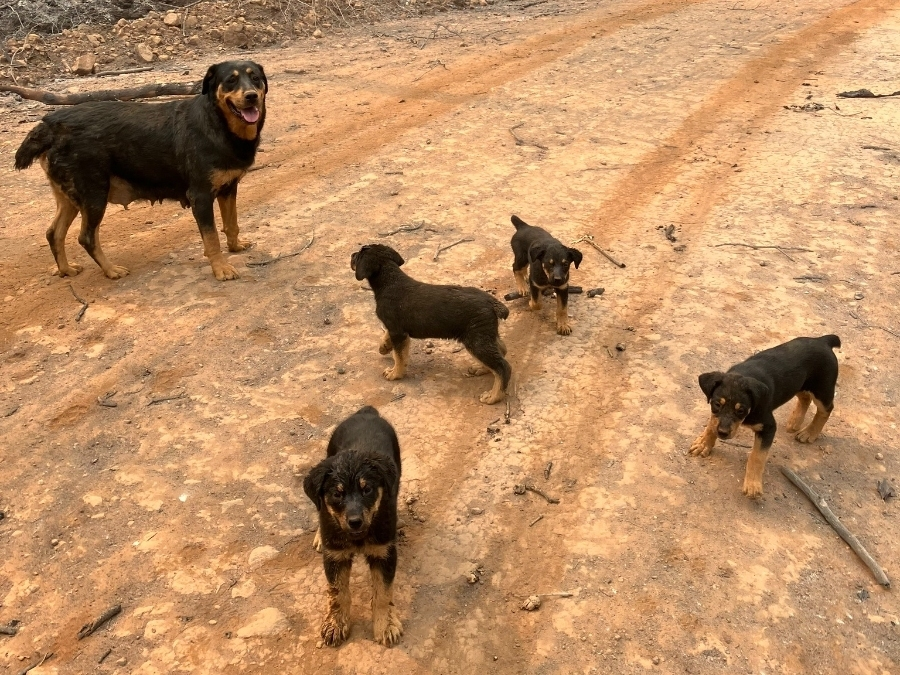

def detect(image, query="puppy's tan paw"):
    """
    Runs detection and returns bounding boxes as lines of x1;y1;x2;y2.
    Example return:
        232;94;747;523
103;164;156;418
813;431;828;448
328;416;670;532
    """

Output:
479;390;505;405
312;527;322;553
382;367;404;381
688;436;712;458
103;265;130;280
795;428;819;444
742;478;763;498
321;612;350;647
528;298;542;311
378;342;392;356
467;366;490;377
374;610;403;647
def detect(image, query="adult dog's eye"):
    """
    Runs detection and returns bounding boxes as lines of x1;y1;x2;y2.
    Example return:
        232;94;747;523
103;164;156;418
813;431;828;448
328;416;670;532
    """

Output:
251;75;261;85
361;485;373;496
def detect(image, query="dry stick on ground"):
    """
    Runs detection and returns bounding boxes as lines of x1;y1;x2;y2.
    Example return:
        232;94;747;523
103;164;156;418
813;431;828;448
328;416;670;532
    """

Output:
147;391;186;406
508;122;549;150
379;221;423;236
95;66;153;77
77;604;122;640
544;461;553;480
517;482;560;504
529;514;544;527
0;623;18;636
714;242;813;255
572;234;626;268
433;238;473;261
98;648;112;665
850;310;900;339
68;284;88;321
247;233;315;267
0;81;201;105
18;652;53;675
781;467;890;588
412;59;447;82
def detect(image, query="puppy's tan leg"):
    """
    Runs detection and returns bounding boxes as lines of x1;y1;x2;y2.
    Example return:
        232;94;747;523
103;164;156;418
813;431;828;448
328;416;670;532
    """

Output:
480;369;506;405
555;294;571;336
513;267;528;296
312;526;322;553
369;555;402;647
795;396;831;443
383;338;409;381
46;184;82;277
742;434;770;498
785;392;812;433
528;283;542;311
689;415;719;457
217;189;252;252
379;330;393;356
321;555;352;647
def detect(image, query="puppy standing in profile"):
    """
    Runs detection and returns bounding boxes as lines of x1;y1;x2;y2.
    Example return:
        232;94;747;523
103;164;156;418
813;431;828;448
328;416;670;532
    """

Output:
510;215;583;335
351;243;511;404
689;335;841;498
303;406;403;647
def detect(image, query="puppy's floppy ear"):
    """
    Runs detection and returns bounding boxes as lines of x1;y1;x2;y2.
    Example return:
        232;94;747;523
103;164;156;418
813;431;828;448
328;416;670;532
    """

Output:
743;377;770;411
256;64;268;93
568;248;583;269
385;247;404;267
353;247;378;281
366;455;400;498
202;64;220;96
528;242;547;263
303;457;334;510
698;371;725;402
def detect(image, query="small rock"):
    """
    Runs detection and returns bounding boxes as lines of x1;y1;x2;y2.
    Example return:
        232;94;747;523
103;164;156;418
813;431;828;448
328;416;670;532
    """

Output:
854;292;865;300
469;507;484;515
72;54;96;75
615;343;626;352
248;545;279;568
135;43;155;63
51;538;59;547
652;656;661;665
521;595;541;611
185;16;200;29
467;572;479;584
425;341;434;348
237;607;289;638
116;18;127;28
876;452;884;460
188;35;201;46
163;12;181;26
324;317;332;325
759;260;768;266
313;29;323;38
336;366;345;375
116;657;127;666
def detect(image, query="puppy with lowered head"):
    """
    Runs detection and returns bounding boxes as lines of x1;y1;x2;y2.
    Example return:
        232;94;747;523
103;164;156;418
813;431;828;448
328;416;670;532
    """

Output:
689;335;840;498
351;243;511;404
303;405;402;647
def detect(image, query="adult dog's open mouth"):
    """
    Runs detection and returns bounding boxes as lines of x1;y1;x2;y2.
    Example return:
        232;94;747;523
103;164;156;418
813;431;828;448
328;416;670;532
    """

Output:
227;99;260;124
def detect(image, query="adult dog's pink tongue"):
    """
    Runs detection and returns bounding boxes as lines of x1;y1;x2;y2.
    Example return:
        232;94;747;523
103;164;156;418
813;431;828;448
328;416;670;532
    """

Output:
240;106;260;124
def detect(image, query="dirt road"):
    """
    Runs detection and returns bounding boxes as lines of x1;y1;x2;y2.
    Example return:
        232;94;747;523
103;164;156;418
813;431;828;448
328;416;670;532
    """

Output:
1;0;899;673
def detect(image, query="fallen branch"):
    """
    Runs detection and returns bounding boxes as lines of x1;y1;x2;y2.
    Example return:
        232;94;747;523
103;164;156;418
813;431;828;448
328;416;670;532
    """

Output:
529;514;544;527
97;391;118;408
1;81;201;105
503;286;583;301
246;233;315;267
714;242;813;253
77;604;122;640
850;310;900;339
508;122;548;151
544;461;553;480
433;238;473;261
0;622;18;636
572;234;626;268
95;66;154;77
379;221;423;236
69;284;88;321
837;88;900;98
781;466;890;588
147;391;186;406
515;482;560;504
18;652;53;675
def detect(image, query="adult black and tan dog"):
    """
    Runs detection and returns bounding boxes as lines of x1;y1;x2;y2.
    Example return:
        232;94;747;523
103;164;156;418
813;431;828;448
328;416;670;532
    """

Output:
303;406;403;647
689;335;841;498
351;243;511;404
510;215;583;335
14;61;267;281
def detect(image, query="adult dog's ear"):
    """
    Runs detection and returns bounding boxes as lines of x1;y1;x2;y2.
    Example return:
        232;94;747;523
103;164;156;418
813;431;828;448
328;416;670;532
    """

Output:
256;64;268;93
743;377;770;412
202;64;220;96
568;247;583;269
303;458;334;510
698;371;725;402
353;247;379;281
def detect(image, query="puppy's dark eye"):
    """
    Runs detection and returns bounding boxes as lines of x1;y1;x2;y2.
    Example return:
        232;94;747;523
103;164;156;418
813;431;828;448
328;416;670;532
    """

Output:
361;485;373;497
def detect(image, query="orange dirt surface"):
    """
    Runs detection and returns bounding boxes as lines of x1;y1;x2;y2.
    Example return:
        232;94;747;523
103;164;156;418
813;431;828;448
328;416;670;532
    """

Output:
1;0;899;673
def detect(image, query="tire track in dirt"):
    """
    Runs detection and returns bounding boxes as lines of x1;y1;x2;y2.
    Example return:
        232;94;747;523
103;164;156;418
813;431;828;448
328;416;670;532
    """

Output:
426;0;899;668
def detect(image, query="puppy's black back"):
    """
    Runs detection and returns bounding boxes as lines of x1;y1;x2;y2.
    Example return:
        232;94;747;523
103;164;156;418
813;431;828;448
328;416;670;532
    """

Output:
326;405;401;476
732;335;840;408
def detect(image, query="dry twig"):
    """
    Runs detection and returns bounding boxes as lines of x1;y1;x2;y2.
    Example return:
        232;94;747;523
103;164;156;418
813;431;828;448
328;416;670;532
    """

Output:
572;234;626;268
379;221;423;236
77;604;122;640
515;482;560;504
850;310;900;339
68;284;88;321
95;66;153;77
433;238;473;261
147;391;186;406
781;467;890;587
508;122;548;150
18;652;53;675
529;514;544;527
247;233;315;267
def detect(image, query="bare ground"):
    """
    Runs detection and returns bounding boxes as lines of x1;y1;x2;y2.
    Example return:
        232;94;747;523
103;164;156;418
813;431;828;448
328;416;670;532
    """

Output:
1;0;899;673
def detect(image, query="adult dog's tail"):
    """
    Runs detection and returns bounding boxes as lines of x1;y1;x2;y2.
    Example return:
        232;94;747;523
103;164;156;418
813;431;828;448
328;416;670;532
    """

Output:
511;215;531;231
15;122;54;170
489;294;510;321
821;334;841;350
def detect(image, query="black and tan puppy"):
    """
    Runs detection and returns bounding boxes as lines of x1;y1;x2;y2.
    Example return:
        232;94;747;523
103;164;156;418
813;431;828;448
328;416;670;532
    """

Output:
690;335;841;498
351;243;511;404
303;406;403;647
14;61;267;281
510;215;583;335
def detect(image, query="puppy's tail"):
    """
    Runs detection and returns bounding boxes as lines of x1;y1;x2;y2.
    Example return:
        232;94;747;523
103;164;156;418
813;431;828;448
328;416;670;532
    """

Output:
821;334;841;350
489;294;510;321
511;215;530;231
15;122;54;170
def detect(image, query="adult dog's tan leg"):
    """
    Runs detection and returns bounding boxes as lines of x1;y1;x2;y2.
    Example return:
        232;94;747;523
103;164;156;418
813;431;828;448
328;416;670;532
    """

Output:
785;392;812;432
689;415;719;457
46;184;81;277
217;188;252;252
383;339;409;380
795;396;831;443
200;228;239;281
